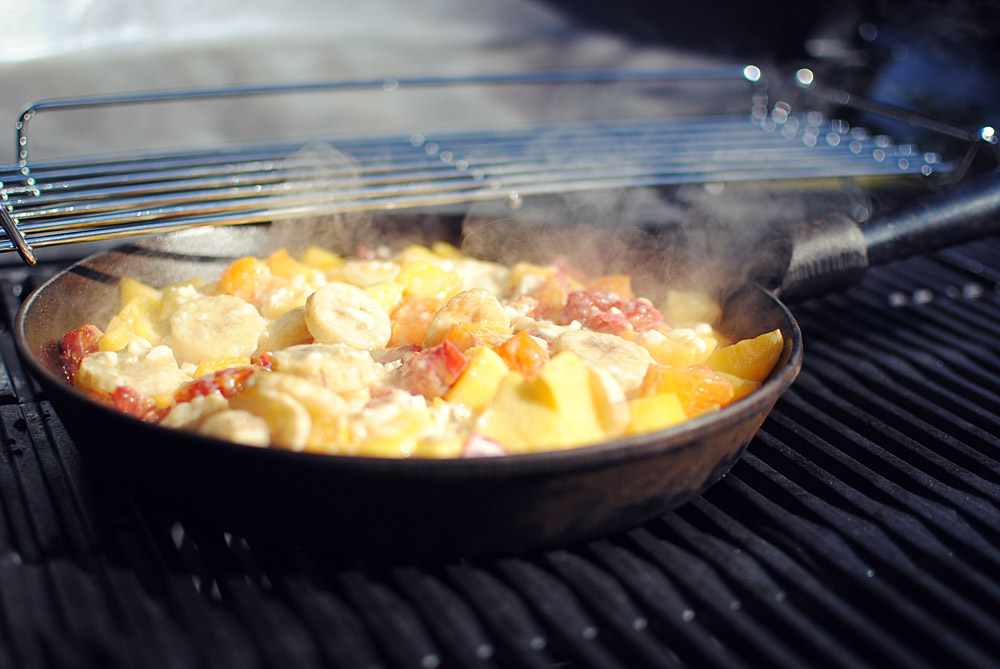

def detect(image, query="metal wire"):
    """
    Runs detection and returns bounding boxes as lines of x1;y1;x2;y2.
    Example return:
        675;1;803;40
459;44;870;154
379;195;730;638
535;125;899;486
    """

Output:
0;68;953;265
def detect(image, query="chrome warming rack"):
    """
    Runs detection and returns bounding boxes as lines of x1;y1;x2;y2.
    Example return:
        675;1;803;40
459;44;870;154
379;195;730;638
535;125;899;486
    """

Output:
0;66;977;265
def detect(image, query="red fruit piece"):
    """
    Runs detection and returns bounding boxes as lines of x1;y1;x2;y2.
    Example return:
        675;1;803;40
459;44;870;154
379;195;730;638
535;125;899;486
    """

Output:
175;366;255;403
60;324;103;384
112;386;167;423
558;291;663;334
398;341;469;399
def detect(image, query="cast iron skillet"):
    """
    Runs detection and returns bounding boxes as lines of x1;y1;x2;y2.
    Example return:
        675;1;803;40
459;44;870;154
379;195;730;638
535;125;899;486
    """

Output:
14;171;1000;558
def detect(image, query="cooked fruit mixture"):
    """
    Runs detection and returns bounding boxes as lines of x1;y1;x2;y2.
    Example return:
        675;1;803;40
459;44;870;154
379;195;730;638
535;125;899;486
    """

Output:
59;242;783;458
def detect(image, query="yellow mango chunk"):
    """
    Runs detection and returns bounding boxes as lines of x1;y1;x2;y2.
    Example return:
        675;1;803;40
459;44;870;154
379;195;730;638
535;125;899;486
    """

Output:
411;435;466;459
714;371;762;401
637;328;718;368
98;324;138;352
358;407;435;458
217;256;272;303
445;346;510;411
475;351;608;453
395;244;440;267
639;364;734;415
193;357;251;379
430;241;465;259
266;248;311;279
395;260;462;300
626;392;687;435
300;245;344;272
365;281;405;314
120;276;162;305
706;328;784;382
99;295;164;349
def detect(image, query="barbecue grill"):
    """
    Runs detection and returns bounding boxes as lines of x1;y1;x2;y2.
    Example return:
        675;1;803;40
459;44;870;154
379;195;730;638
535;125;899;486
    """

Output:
3;4;1000;666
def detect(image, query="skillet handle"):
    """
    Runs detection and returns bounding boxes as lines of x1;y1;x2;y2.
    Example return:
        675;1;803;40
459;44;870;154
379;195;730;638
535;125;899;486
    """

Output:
775;168;1000;303
862;167;1000;265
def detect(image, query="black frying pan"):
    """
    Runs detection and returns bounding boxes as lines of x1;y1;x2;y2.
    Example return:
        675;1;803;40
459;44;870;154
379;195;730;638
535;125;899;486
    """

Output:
13;170;1000;558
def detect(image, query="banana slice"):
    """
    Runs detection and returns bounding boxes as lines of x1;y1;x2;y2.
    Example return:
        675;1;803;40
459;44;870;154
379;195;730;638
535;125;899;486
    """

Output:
270;343;378;396
260;306;313;352
247;371;351;450
550;329;653;394
423;288;512;347
198;409;271;447
160;392;230;429
76;341;191;397
305;282;391;350
168;294;266;365
588;366;630;437
230;382;311;451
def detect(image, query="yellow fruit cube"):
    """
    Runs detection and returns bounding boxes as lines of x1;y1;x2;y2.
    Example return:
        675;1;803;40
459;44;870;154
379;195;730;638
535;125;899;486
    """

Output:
120;276;162;305
266;248;311;279
411;435;466;459
430;241;465;259
218;256;272;303
365;281;405;314
639;364;735;415
637;328;719;367
394;244;440;267
395;260;462;300
445;346;510;411
474;351;607;453
102;296;163;348
300;245;344;272
626;392;687;435
98;322;138;351
193;357;251;379
706;328;784;382
358;407;435;458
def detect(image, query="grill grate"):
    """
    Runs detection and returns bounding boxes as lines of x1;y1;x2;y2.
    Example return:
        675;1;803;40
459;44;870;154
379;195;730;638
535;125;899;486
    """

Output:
0;236;998;667
0;68;956;265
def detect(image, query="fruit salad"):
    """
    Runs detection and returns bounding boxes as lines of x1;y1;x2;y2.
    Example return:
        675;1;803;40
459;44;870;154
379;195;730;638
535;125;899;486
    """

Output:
58;242;783;458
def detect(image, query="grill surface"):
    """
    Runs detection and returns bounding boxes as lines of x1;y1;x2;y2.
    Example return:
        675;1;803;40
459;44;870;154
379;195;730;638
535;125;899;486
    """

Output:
0;234;997;667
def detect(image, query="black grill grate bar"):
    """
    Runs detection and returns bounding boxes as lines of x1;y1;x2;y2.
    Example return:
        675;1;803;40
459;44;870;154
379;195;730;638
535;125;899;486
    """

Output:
654;510;872;667
586;539;747;668
753;408;1000;604
0;565;63;669
719;462;999;667
337;568;443;669
445;563;557;668
495;557;630;668
806;276;1000;387
794;336;1000;482
786;364;1000;519
161;525;324;667
863;269;1000;354
800;304;1000;438
541;549;686;669
935;246;1000;284
0;403;79;562
256;541;388;669
103;569;198;669
389;567;500;668
625;525;811;668
682;494;927;667
802;285;1000;384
